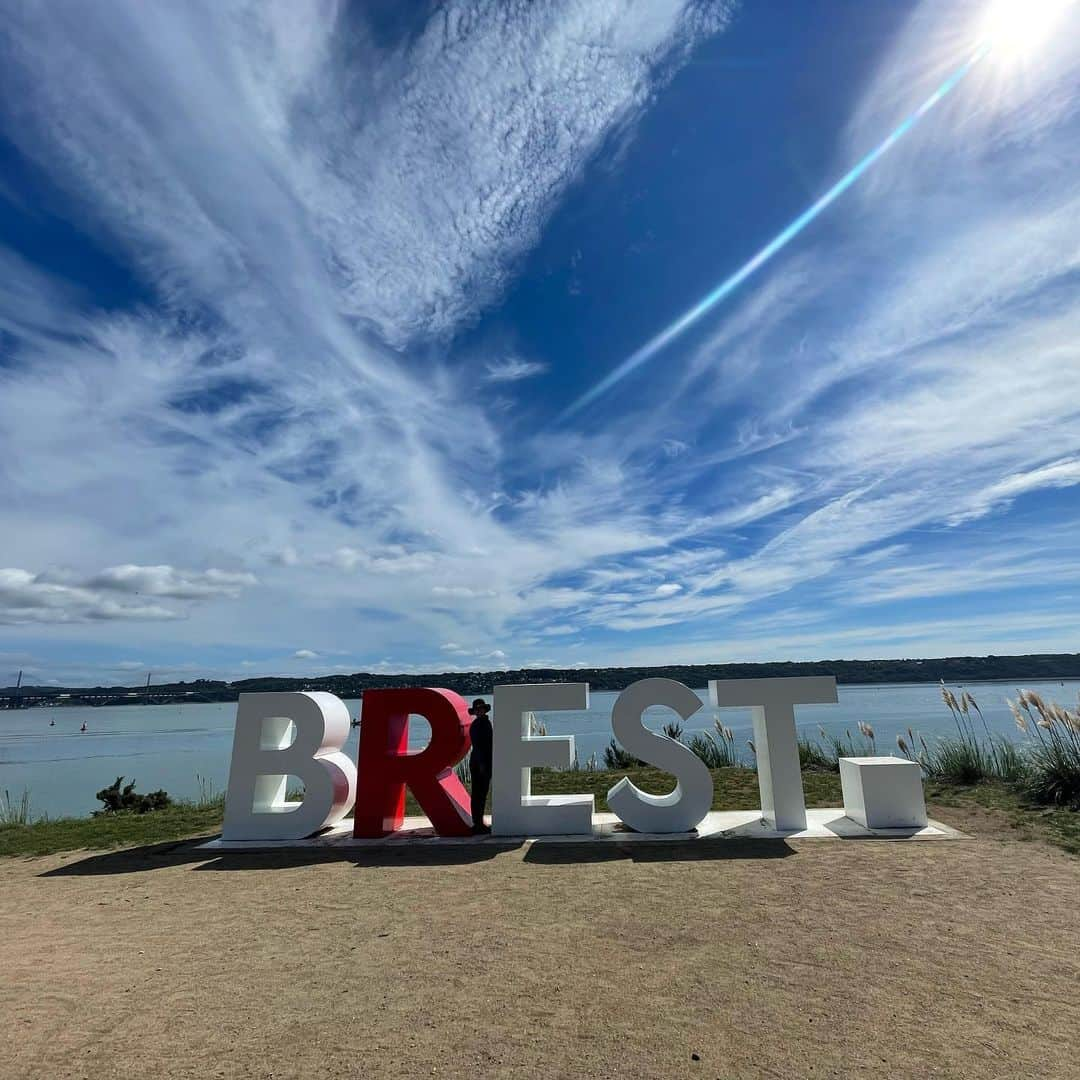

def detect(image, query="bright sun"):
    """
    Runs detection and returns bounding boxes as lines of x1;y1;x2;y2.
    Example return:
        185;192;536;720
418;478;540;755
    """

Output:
977;0;1073;61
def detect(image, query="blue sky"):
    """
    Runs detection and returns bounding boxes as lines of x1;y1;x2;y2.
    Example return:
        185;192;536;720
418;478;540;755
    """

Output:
1;0;1078;686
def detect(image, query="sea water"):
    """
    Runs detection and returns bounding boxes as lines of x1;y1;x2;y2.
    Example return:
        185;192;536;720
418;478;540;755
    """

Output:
2;679;1077;819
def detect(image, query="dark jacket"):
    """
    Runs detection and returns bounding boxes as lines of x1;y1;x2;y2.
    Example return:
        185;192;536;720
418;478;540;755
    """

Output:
469;714;492;774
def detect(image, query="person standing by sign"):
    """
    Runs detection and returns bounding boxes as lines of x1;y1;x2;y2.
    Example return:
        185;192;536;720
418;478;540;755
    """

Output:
467;698;492;834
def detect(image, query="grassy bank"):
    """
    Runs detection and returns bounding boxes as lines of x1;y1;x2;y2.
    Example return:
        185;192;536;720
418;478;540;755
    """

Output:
529;765;843;810
2;765;1076;859
0;799;227;858
925;778;1080;856
0;767;834;857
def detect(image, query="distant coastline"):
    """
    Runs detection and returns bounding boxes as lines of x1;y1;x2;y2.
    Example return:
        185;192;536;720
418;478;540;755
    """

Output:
3;652;1080;709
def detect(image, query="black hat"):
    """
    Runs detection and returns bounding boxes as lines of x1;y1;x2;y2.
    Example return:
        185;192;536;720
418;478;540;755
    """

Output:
468;698;490;715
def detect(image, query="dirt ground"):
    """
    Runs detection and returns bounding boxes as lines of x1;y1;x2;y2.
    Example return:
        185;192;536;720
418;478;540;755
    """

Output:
2;806;1078;1080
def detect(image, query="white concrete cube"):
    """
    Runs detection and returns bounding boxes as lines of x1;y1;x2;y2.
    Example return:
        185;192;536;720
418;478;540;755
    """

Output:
839;756;927;830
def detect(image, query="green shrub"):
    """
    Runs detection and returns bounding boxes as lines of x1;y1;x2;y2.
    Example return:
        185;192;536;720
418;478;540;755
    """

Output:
604;716;715;769
93;776;171;815
602;739;644;769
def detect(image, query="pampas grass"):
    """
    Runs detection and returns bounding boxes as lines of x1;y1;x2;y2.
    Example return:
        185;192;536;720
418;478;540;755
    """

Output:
688;721;740;768
893;684;1075;798
1014;688;1080;807
806;723;878;770
899;685;1027;784
798;737;836;772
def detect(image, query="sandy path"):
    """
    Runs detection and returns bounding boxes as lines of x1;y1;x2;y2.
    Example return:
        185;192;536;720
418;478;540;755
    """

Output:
2;819;1078;1079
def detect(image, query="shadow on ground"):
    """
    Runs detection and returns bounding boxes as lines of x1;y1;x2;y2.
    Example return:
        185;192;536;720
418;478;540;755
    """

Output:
39;833;796;875
523;838;795;863
38;836;523;876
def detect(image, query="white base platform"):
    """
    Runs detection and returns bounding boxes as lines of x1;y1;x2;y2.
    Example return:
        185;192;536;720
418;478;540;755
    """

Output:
199;809;964;851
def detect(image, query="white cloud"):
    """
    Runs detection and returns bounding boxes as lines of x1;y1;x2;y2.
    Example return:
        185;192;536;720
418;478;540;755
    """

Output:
0;567;182;624
308;0;734;344
558;608;1080;670
3;0;1078;671
431;585;499;599
0;562;257;625
0;0;729;348
87;565;257;599
0;0;743;666
947;458;1080;525
557;0;1080;637
293;649;319;660
484;358;549;383
324;547;436;575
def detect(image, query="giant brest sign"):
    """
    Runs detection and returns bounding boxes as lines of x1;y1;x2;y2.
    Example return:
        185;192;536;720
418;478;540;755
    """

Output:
222;676;838;840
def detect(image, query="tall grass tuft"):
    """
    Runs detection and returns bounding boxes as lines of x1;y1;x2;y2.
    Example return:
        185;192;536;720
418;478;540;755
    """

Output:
571;751;600;772
810;724;877;768
687;722;740;768
798;738;837;772
0;788;32;826
921;737;991;784
193;773;224;810
1013;689;1080;807
454;755;472;785
923;685;1028;784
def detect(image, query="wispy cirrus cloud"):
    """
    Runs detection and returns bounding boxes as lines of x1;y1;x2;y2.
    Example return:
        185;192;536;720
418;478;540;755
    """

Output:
483;357;549;383
946;458;1080;526
1;0;1078;676
553;0;1080;641
0;0;734;666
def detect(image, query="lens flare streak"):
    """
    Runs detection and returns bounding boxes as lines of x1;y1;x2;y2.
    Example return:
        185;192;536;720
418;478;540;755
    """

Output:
560;45;990;421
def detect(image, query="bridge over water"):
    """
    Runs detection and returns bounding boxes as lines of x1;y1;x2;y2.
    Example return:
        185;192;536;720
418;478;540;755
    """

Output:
0;689;213;709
